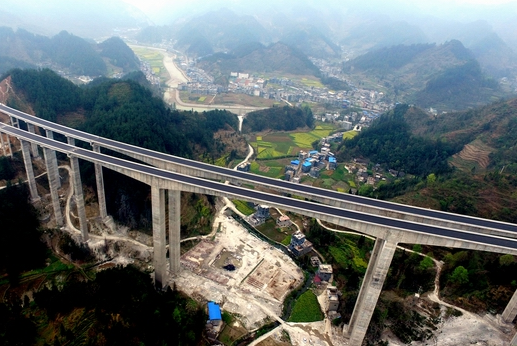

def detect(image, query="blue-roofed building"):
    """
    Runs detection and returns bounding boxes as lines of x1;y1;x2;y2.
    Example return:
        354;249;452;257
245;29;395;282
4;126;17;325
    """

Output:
208;301;222;323
302;162;312;173
291;159;300;166
309;150;318;156
329;156;337;170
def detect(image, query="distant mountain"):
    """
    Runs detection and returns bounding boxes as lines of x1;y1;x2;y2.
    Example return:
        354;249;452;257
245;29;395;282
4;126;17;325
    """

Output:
469;33;517;78
0;27;139;77
340;20;428;53
173;8;272;55
198;42;320;82
343;40;505;111
281;27;341;59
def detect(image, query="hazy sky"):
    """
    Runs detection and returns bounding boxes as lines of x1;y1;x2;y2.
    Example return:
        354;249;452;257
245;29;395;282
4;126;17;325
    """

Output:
120;0;517;24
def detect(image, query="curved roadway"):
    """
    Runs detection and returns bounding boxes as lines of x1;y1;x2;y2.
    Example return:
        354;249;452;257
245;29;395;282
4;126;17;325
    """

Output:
2;122;517;254
2;103;517;237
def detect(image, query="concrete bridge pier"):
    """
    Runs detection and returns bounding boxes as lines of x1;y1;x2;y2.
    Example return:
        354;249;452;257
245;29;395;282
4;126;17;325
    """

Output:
45;130;61;189
27;123;40;158
44;146;63;227
502;289;517;323
344;237;398;346
152;185;167;290
20;139;40;202
168;189;181;275
92;144;108;221
0;132;5;156
69;155;89;241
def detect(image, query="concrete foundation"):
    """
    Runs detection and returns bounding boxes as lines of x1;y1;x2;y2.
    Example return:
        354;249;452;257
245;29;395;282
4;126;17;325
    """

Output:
70;155;88;241
345;238;397;346
92;144;108;220
45;130;61;188
27;123;40;158
44;147;63;227
168;189;181;275
503;289;517;323
152;185;167;289
20;139;40;202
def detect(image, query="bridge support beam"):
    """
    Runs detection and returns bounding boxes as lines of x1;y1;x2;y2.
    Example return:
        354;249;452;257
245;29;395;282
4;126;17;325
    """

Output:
10;116;19;128
344;238;397;346
502;289;517;323
152;185;167;289
44;146;63;227
20;139;40;202
45;130;61;188
70;155;88;241
27;123;40;158
92;144;108;220
168;189;181;275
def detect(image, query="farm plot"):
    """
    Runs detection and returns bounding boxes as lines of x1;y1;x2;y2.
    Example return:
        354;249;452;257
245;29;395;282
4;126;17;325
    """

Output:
130;47;169;83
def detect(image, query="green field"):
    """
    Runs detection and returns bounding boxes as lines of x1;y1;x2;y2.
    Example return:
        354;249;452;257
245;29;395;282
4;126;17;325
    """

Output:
343;130;359;140
288;290;324;322
249;161;284;178
130;46;169;83
232;200;255;215
299;77;324;88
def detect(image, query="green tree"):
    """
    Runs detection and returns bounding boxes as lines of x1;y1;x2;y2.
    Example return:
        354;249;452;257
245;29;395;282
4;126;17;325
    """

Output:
418;256;434;272
450;266;469;285
500;254;515;267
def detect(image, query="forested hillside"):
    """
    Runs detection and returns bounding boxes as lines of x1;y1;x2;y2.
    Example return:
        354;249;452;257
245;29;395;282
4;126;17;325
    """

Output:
198;42;320;82
242;105;314;133
5;68;240;232
0;27;139;76
337;104;461;177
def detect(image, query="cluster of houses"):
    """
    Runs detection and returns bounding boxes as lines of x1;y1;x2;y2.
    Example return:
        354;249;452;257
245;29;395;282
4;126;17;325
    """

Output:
285;133;343;182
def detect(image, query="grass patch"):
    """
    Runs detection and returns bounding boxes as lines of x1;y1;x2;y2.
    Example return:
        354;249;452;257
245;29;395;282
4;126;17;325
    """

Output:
343;130;359;140
300;78;324;88
232;200;255;216
288;290;324;322
198;96;206;102
290;132;320;148
281;235;292;246
250;162;284;178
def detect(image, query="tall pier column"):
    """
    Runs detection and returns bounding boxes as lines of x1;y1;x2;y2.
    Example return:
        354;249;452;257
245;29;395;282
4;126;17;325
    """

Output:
44;146;63;227
152;185;167;289
92;144;108;220
502;289;517;323
70;154;88;241
0;132;6;157
20;140;40;202
27;123;40;158
168;189;181;275
45;130;61;188
345;238;397;346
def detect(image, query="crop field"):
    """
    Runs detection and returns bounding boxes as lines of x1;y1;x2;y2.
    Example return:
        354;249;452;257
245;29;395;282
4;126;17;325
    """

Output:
299;77;324;88
249;161;284;178
130;47;169;82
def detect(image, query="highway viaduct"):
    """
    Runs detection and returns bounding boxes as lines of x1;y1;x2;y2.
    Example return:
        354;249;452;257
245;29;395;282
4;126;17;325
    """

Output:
2;104;517;345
